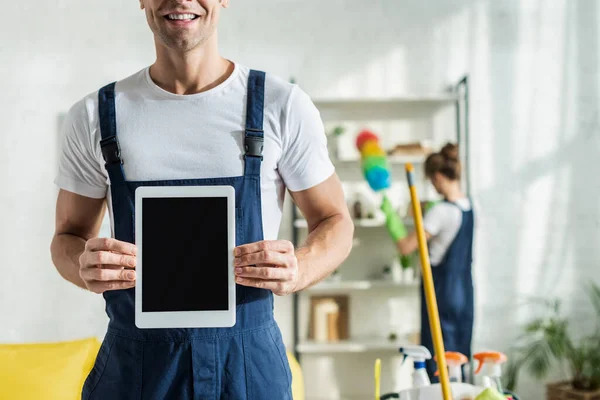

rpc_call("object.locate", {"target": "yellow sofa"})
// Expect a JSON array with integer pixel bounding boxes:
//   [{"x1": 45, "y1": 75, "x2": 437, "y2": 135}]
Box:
[
  {"x1": 0, "y1": 338, "x2": 304, "y2": 400},
  {"x1": 0, "y1": 338, "x2": 100, "y2": 400}
]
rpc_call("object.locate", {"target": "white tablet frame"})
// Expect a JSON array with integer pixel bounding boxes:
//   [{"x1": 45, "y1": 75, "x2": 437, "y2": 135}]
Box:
[{"x1": 134, "y1": 185, "x2": 236, "y2": 329}]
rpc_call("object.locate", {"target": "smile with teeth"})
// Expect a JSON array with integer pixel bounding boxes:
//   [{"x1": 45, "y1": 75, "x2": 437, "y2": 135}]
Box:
[{"x1": 166, "y1": 13, "x2": 198, "y2": 21}]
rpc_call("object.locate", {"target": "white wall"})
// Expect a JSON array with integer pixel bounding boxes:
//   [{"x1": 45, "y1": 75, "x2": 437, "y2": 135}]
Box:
[{"x1": 2, "y1": 1, "x2": 599, "y2": 399}]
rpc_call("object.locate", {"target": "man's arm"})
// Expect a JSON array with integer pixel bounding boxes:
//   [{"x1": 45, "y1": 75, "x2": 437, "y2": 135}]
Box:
[
  {"x1": 51, "y1": 190, "x2": 105, "y2": 288},
  {"x1": 288, "y1": 173, "x2": 354, "y2": 291},
  {"x1": 234, "y1": 173, "x2": 354, "y2": 295},
  {"x1": 50, "y1": 189, "x2": 137, "y2": 292}
]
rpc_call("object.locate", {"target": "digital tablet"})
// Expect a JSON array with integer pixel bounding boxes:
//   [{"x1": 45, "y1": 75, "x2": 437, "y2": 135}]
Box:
[{"x1": 134, "y1": 185, "x2": 236, "y2": 329}]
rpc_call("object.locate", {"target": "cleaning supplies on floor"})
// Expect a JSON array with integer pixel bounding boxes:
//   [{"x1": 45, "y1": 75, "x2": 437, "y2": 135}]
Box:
[
  {"x1": 473, "y1": 351, "x2": 508, "y2": 394},
  {"x1": 473, "y1": 387, "x2": 506, "y2": 400},
  {"x1": 399, "y1": 345, "x2": 432, "y2": 388},
  {"x1": 435, "y1": 351, "x2": 469, "y2": 383}
]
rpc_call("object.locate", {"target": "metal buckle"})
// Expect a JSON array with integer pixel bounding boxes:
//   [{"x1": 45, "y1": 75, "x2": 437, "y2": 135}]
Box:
[
  {"x1": 245, "y1": 134, "x2": 264, "y2": 159},
  {"x1": 99, "y1": 136, "x2": 123, "y2": 165}
]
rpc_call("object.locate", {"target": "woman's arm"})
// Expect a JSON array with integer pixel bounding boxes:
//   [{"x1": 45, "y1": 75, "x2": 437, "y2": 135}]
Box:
[
  {"x1": 381, "y1": 197, "x2": 437, "y2": 255},
  {"x1": 397, "y1": 230, "x2": 432, "y2": 255}
]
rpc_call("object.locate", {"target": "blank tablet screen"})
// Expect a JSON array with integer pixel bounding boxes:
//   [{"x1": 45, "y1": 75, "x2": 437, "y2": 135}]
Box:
[{"x1": 141, "y1": 197, "x2": 229, "y2": 312}]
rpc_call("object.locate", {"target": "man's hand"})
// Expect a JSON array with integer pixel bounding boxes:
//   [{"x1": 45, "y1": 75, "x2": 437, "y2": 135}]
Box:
[
  {"x1": 234, "y1": 240, "x2": 299, "y2": 296},
  {"x1": 79, "y1": 238, "x2": 137, "y2": 294}
]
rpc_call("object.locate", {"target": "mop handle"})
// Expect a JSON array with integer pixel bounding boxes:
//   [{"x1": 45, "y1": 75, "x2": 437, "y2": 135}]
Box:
[{"x1": 405, "y1": 164, "x2": 452, "y2": 400}]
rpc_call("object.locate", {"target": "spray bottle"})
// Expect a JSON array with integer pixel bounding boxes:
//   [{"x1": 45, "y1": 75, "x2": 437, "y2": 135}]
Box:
[
  {"x1": 399, "y1": 345, "x2": 432, "y2": 388},
  {"x1": 473, "y1": 351, "x2": 508, "y2": 394},
  {"x1": 434, "y1": 351, "x2": 469, "y2": 383}
]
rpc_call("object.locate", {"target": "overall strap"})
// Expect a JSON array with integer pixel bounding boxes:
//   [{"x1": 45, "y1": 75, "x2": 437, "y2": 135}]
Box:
[
  {"x1": 244, "y1": 70, "x2": 266, "y2": 177},
  {"x1": 98, "y1": 82, "x2": 126, "y2": 185}
]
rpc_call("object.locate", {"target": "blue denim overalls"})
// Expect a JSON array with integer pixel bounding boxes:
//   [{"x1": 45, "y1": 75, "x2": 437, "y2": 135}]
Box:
[
  {"x1": 420, "y1": 201, "x2": 474, "y2": 380},
  {"x1": 82, "y1": 70, "x2": 293, "y2": 399}
]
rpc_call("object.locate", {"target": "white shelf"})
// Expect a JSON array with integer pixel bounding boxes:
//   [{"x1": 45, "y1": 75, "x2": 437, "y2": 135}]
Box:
[
  {"x1": 389, "y1": 154, "x2": 428, "y2": 164},
  {"x1": 294, "y1": 218, "x2": 413, "y2": 228},
  {"x1": 295, "y1": 218, "x2": 383, "y2": 228},
  {"x1": 296, "y1": 336, "x2": 417, "y2": 354},
  {"x1": 314, "y1": 95, "x2": 459, "y2": 105},
  {"x1": 334, "y1": 154, "x2": 427, "y2": 165},
  {"x1": 313, "y1": 95, "x2": 458, "y2": 121},
  {"x1": 305, "y1": 280, "x2": 419, "y2": 293}
]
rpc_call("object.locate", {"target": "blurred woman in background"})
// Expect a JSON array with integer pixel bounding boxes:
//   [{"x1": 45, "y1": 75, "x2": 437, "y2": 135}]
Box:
[{"x1": 382, "y1": 143, "x2": 475, "y2": 379}]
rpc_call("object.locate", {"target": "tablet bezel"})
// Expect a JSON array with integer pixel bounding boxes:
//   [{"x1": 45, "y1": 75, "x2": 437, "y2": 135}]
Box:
[{"x1": 134, "y1": 185, "x2": 236, "y2": 329}]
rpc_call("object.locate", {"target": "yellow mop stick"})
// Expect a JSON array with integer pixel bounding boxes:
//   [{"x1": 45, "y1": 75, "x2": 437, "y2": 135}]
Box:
[
  {"x1": 374, "y1": 358, "x2": 381, "y2": 400},
  {"x1": 405, "y1": 163, "x2": 452, "y2": 400}
]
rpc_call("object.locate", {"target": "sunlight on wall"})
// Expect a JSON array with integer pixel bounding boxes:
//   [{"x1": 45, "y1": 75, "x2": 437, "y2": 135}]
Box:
[
  {"x1": 518, "y1": 173, "x2": 558, "y2": 291},
  {"x1": 333, "y1": 47, "x2": 408, "y2": 97},
  {"x1": 470, "y1": 1, "x2": 494, "y2": 194},
  {"x1": 432, "y1": 6, "x2": 471, "y2": 85},
  {"x1": 514, "y1": 0, "x2": 567, "y2": 297},
  {"x1": 513, "y1": 0, "x2": 567, "y2": 166},
  {"x1": 550, "y1": 165, "x2": 575, "y2": 294}
]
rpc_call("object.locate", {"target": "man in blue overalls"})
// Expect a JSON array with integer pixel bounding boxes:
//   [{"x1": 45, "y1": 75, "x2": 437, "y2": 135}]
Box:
[
  {"x1": 382, "y1": 143, "x2": 475, "y2": 381},
  {"x1": 50, "y1": 1, "x2": 354, "y2": 398}
]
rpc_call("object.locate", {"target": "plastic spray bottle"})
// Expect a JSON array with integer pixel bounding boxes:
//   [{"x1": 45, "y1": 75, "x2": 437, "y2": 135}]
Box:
[
  {"x1": 434, "y1": 351, "x2": 469, "y2": 383},
  {"x1": 399, "y1": 345, "x2": 432, "y2": 388},
  {"x1": 473, "y1": 351, "x2": 508, "y2": 393}
]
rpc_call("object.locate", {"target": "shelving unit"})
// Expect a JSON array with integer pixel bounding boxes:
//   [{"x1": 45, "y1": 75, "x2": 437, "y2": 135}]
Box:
[
  {"x1": 290, "y1": 77, "x2": 469, "y2": 400},
  {"x1": 305, "y1": 280, "x2": 419, "y2": 293},
  {"x1": 293, "y1": 217, "x2": 414, "y2": 229},
  {"x1": 335, "y1": 154, "x2": 428, "y2": 165},
  {"x1": 313, "y1": 96, "x2": 460, "y2": 120},
  {"x1": 296, "y1": 336, "x2": 418, "y2": 354}
]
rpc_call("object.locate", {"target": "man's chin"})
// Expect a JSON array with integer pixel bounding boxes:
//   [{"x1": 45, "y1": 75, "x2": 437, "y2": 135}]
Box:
[{"x1": 156, "y1": 34, "x2": 200, "y2": 52}]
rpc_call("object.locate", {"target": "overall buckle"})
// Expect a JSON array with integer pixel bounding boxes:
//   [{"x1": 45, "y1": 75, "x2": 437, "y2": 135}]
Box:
[
  {"x1": 100, "y1": 135, "x2": 123, "y2": 165},
  {"x1": 245, "y1": 133, "x2": 264, "y2": 160}
]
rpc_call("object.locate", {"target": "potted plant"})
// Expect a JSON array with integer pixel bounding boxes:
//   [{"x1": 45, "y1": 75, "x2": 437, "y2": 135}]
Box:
[
  {"x1": 326, "y1": 125, "x2": 345, "y2": 161},
  {"x1": 504, "y1": 282, "x2": 600, "y2": 399}
]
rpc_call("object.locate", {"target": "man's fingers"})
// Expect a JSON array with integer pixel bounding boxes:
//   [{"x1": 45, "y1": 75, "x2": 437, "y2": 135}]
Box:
[
  {"x1": 87, "y1": 280, "x2": 136, "y2": 294},
  {"x1": 235, "y1": 277, "x2": 292, "y2": 296},
  {"x1": 82, "y1": 251, "x2": 136, "y2": 269},
  {"x1": 234, "y1": 240, "x2": 294, "y2": 256},
  {"x1": 235, "y1": 277, "x2": 280, "y2": 291},
  {"x1": 234, "y1": 250, "x2": 289, "y2": 267},
  {"x1": 86, "y1": 237, "x2": 137, "y2": 256},
  {"x1": 234, "y1": 266, "x2": 293, "y2": 281},
  {"x1": 81, "y1": 267, "x2": 136, "y2": 282}
]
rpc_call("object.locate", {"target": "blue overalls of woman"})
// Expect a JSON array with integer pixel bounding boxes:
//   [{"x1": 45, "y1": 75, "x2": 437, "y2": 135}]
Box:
[
  {"x1": 387, "y1": 143, "x2": 475, "y2": 381},
  {"x1": 50, "y1": 1, "x2": 354, "y2": 398}
]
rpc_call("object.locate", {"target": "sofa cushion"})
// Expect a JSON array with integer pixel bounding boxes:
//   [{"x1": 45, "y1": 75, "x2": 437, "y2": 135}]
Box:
[{"x1": 0, "y1": 337, "x2": 100, "y2": 400}]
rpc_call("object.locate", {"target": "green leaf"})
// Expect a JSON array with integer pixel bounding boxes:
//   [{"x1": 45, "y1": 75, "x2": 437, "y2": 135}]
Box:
[
  {"x1": 551, "y1": 298, "x2": 562, "y2": 314},
  {"x1": 504, "y1": 357, "x2": 522, "y2": 391},
  {"x1": 587, "y1": 282, "x2": 600, "y2": 319},
  {"x1": 568, "y1": 344, "x2": 586, "y2": 373},
  {"x1": 330, "y1": 126, "x2": 345, "y2": 137},
  {"x1": 524, "y1": 319, "x2": 544, "y2": 333},
  {"x1": 523, "y1": 338, "x2": 555, "y2": 379},
  {"x1": 544, "y1": 320, "x2": 570, "y2": 358}
]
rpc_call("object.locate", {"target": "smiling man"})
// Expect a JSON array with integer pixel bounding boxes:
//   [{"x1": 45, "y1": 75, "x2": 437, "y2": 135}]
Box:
[{"x1": 50, "y1": 0, "x2": 353, "y2": 399}]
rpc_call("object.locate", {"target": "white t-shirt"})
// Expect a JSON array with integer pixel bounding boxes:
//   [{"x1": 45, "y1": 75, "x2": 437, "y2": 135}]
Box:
[
  {"x1": 55, "y1": 63, "x2": 335, "y2": 240},
  {"x1": 423, "y1": 198, "x2": 473, "y2": 266}
]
